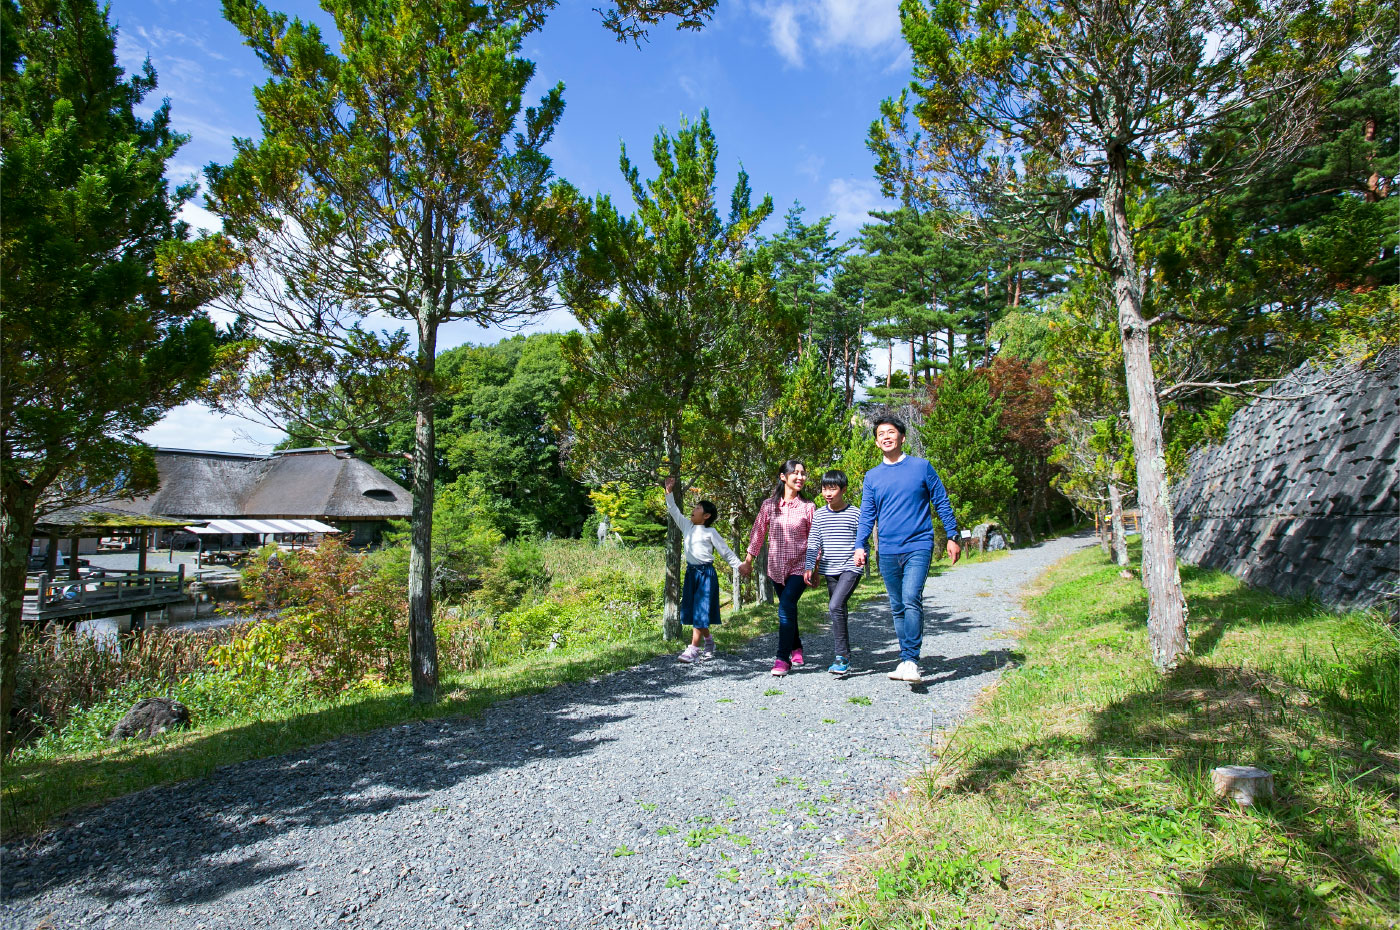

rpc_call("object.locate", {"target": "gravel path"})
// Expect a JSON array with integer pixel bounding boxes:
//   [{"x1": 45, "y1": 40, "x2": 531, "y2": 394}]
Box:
[{"x1": 1, "y1": 534, "x2": 1094, "y2": 930}]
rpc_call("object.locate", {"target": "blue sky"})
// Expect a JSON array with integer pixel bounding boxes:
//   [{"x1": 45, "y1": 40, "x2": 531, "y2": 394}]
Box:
[{"x1": 118, "y1": 0, "x2": 912, "y2": 450}]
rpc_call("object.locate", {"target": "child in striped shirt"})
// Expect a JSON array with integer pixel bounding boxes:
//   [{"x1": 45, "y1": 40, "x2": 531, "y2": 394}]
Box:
[
  {"x1": 802, "y1": 470, "x2": 863, "y2": 678},
  {"x1": 663, "y1": 478, "x2": 743, "y2": 662}
]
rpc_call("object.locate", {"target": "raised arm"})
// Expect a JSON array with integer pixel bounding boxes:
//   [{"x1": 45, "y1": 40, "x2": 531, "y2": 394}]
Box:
[
  {"x1": 662, "y1": 478, "x2": 692, "y2": 533},
  {"x1": 663, "y1": 491, "x2": 692, "y2": 533}
]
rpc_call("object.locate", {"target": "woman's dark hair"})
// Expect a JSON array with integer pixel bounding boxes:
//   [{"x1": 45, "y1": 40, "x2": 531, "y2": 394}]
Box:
[
  {"x1": 768, "y1": 459, "x2": 809, "y2": 505},
  {"x1": 821, "y1": 469, "x2": 848, "y2": 490},
  {"x1": 872, "y1": 413, "x2": 907, "y2": 437},
  {"x1": 697, "y1": 500, "x2": 718, "y2": 527}
]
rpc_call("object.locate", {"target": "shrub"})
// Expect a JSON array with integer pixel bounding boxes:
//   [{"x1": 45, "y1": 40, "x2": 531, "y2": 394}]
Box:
[
  {"x1": 475, "y1": 539, "x2": 552, "y2": 615},
  {"x1": 435, "y1": 604, "x2": 490, "y2": 673},
  {"x1": 240, "y1": 544, "x2": 309, "y2": 609},
  {"x1": 367, "y1": 490, "x2": 505, "y2": 601},
  {"x1": 488, "y1": 569, "x2": 658, "y2": 659},
  {"x1": 268, "y1": 539, "x2": 410, "y2": 694}
]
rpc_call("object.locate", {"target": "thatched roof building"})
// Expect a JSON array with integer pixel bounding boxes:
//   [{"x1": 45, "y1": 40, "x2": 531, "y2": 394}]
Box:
[{"x1": 125, "y1": 447, "x2": 412, "y2": 545}]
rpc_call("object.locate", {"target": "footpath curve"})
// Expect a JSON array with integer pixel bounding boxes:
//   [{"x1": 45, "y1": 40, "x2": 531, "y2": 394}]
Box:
[{"x1": 1, "y1": 533, "x2": 1095, "y2": 930}]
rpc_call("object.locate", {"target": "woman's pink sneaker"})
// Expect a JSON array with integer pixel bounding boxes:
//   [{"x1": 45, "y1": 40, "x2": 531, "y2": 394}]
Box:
[
  {"x1": 770, "y1": 659, "x2": 790, "y2": 677},
  {"x1": 790, "y1": 647, "x2": 805, "y2": 667}
]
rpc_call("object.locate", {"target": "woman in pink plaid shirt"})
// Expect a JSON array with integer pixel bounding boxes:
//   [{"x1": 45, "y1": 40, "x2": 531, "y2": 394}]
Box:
[{"x1": 739, "y1": 460, "x2": 816, "y2": 677}]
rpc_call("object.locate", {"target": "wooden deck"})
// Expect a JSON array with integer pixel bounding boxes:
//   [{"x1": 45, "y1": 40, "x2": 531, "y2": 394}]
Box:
[{"x1": 23, "y1": 567, "x2": 188, "y2": 623}]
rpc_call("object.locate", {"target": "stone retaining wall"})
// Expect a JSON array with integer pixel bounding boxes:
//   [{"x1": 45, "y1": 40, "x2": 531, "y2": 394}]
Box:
[{"x1": 1172, "y1": 353, "x2": 1399, "y2": 610}]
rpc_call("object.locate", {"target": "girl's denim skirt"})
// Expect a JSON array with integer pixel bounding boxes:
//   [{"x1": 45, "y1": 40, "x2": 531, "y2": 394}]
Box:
[{"x1": 680, "y1": 561, "x2": 722, "y2": 629}]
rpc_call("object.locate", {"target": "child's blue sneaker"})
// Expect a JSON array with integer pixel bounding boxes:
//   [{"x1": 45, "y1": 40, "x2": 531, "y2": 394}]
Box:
[{"x1": 828, "y1": 656, "x2": 850, "y2": 677}]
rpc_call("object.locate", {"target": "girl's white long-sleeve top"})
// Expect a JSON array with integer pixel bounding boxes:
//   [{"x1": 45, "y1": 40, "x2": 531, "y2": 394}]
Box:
[{"x1": 665, "y1": 493, "x2": 744, "y2": 569}]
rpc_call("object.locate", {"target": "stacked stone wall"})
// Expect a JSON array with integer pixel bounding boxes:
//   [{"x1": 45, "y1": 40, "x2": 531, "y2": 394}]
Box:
[{"x1": 1173, "y1": 353, "x2": 1399, "y2": 610}]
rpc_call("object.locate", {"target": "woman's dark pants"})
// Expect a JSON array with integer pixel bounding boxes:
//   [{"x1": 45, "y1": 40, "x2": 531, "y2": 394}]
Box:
[{"x1": 771, "y1": 573, "x2": 806, "y2": 662}]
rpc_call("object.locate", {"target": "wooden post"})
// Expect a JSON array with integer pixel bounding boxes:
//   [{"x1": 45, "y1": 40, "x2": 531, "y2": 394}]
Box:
[
  {"x1": 45, "y1": 532, "x2": 60, "y2": 575},
  {"x1": 67, "y1": 537, "x2": 80, "y2": 580},
  {"x1": 137, "y1": 528, "x2": 148, "y2": 573}
]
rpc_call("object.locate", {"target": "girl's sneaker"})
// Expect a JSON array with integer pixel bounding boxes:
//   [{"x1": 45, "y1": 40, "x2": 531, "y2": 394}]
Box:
[
  {"x1": 790, "y1": 647, "x2": 805, "y2": 667},
  {"x1": 701, "y1": 638, "x2": 715, "y2": 659},
  {"x1": 677, "y1": 645, "x2": 701, "y2": 663},
  {"x1": 828, "y1": 656, "x2": 850, "y2": 677},
  {"x1": 770, "y1": 659, "x2": 790, "y2": 677}
]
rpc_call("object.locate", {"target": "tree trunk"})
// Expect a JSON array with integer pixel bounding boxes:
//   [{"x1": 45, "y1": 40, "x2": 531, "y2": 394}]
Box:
[
  {"x1": 1, "y1": 487, "x2": 39, "y2": 757},
  {"x1": 661, "y1": 447, "x2": 684, "y2": 641},
  {"x1": 842, "y1": 338, "x2": 852, "y2": 408},
  {"x1": 756, "y1": 544, "x2": 772, "y2": 604},
  {"x1": 1108, "y1": 479, "x2": 1130, "y2": 568},
  {"x1": 908, "y1": 339, "x2": 917, "y2": 389},
  {"x1": 730, "y1": 518, "x2": 744, "y2": 617},
  {"x1": 407, "y1": 310, "x2": 440, "y2": 703},
  {"x1": 1104, "y1": 143, "x2": 1189, "y2": 670},
  {"x1": 1099, "y1": 507, "x2": 1112, "y2": 556},
  {"x1": 886, "y1": 338, "x2": 892, "y2": 389}
]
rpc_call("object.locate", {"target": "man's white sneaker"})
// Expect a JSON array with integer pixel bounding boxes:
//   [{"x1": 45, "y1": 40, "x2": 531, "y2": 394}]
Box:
[{"x1": 888, "y1": 660, "x2": 921, "y2": 682}]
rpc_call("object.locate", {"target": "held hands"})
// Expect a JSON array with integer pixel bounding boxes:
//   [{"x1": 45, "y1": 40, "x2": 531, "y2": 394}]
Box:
[
  {"x1": 738, "y1": 557, "x2": 753, "y2": 578},
  {"x1": 802, "y1": 569, "x2": 814, "y2": 586},
  {"x1": 946, "y1": 540, "x2": 962, "y2": 565},
  {"x1": 852, "y1": 548, "x2": 866, "y2": 568}
]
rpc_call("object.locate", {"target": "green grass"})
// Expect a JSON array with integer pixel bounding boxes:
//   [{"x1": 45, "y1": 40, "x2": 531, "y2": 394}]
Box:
[{"x1": 813, "y1": 542, "x2": 1399, "y2": 930}]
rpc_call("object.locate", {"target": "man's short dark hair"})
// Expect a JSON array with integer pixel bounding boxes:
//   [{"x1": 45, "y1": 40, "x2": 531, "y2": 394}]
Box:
[
  {"x1": 872, "y1": 413, "x2": 906, "y2": 437},
  {"x1": 697, "y1": 500, "x2": 718, "y2": 527},
  {"x1": 821, "y1": 470, "x2": 848, "y2": 490}
]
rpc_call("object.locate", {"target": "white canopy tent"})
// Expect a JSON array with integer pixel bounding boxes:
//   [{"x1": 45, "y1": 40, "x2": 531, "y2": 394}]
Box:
[{"x1": 184, "y1": 518, "x2": 341, "y2": 536}]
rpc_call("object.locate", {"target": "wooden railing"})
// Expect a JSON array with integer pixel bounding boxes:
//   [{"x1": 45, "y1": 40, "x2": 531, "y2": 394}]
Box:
[{"x1": 24, "y1": 567, "x2": 187, "y2": 621}]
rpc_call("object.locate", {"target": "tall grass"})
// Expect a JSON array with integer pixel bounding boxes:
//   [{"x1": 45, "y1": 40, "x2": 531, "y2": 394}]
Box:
[
  {"x1": 13, "y1": 626, "x2": 235, "y2": 745},
  {"x1": 809, "y1": 543, "x2": 1399, "y2": 930}
]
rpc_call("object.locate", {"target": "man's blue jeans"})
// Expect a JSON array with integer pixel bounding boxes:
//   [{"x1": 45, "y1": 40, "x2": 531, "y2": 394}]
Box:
[{"x1": 879, "y1": 549, "x2": 932, "y2": 663}]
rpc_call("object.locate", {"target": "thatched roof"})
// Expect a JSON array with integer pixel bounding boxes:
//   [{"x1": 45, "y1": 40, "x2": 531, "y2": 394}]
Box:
[
  {"x1": 35, "y1": 504, "x2": 199, "y2": 538},
  {"x1": 125, "y1": 448, "x2": 412, "y2": 521}
]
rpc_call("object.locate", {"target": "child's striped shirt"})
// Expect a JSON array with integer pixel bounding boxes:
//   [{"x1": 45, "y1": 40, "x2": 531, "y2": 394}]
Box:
[{"x1": 804, "y1": 504, "x2": 863, "y2": 576}]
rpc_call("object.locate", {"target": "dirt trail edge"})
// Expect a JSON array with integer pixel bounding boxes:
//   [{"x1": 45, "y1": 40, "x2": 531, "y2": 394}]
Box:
[{"x1": 1, "y1": 533, "x2": 1095, "y2": 930}]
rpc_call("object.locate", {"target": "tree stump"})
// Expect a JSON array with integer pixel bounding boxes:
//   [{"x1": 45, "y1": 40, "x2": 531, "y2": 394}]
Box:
[{"x1": 1212, "y1": 765, "x2": 1274, "y2": 806}]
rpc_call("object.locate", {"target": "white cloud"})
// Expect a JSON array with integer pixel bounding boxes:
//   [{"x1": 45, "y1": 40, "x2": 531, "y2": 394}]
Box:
[
  {"x1": 178, "y1": 201, "x2": 222, "y2": 234},
  {"x1": 794, "y1": 151, "x2": 825, "y2": 182},
  {"x1": 816, "y1": 0, "x2": 903, "y2": 51},
  {"x1": 138, "y1": 403, "x2": 284, "y2": 453},
  {"x1": 767, "y1": 4, "x2": 803, "y2": 67},
  {"x1": 755, "y1": 0, "x2": 904, "y2": 68},
  {"x1": 826, "y1": 177, "x2": 890, "y2": 238}
]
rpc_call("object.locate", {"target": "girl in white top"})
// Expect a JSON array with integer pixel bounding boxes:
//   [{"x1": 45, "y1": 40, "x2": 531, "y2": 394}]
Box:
[{"x1": 663, "y1": 478, "x2": 743, "y2": 662}]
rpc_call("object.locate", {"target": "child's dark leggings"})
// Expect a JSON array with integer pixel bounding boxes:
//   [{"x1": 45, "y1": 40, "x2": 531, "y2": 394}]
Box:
[
  {"x1": 771, "y1": 573, "x2": 806, "y2": 661},
  {"x1": 825, "y1": 570, "x2": 862, "y2": 658}
]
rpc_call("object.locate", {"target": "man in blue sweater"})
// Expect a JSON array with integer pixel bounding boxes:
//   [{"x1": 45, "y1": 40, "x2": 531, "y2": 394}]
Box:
[{"x1": 852, "y1": 414, "x2": 961, "y2": 682}]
